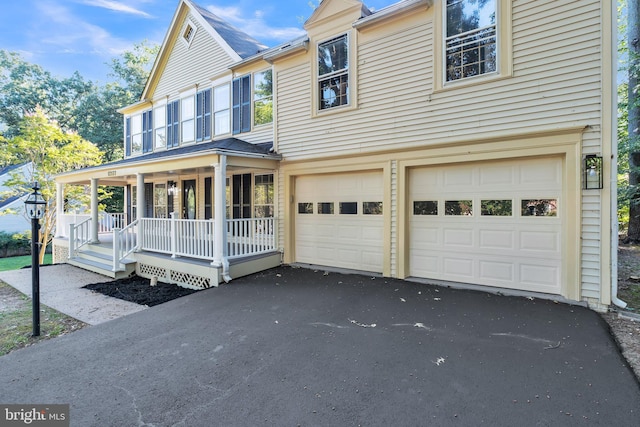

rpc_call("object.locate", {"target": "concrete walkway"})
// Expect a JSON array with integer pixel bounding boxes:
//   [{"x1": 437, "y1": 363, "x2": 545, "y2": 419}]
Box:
[
  {"x1": 0, "y1": 264, "x2": 145, "y2": 325},
  {"x1": 0, "y1": 265, "x2": 639, "y2": 426}
]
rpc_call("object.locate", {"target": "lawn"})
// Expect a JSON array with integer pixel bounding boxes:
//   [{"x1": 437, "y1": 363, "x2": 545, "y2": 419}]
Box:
[{"x1": 0, "y1": 254, "x2": 52, "y2": 272}]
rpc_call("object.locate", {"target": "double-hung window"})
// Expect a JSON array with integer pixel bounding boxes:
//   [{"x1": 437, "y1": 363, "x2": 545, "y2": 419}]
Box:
[
  {"x1": 166, "y1": 100, "x2": 179, "y2": 148},
  {"x1": 154, "y1": 105, "x2": 166, "y2": 149},
  {"x1": 214, "y1": 84, "x2": 231, "y2": 136},
  {"x1": 445, "y1": 0, "x2": 497, "y2": 82},
  {"x1": 232, "y1": 75, "x2": 251, "y2": 134},
  {"x1": 181, "y1": 95, "x2": 195, "y2": 143},
  {"x1": 196, "y1": 88, "x2": 212, "y2": 142},
  {"x1": 142, "y1": 110, "x2": 153, "y2": 153},
  {"x1": 253, "y1": 70, "x2": 273, "y2": 125},
  {"x1": 318, "y1": 34, "x2": 349, "y2": 110},
  {"x1": 131, "y1": 114, "x2": 142, "y2": 154}
]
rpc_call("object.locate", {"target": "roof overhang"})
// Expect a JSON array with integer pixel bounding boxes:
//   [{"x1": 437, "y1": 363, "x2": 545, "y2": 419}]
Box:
[{"x1": 353, "y1": 0, "x2": 433, "y2": 30}]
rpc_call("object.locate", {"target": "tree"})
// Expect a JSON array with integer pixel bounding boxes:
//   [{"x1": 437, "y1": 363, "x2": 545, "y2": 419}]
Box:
[
  {"x1": 626, "y1": 0, "x2": 640, "y2": 241},
  {"x1": 1, "y1": 108, "x2": 103, "y2": 263}
]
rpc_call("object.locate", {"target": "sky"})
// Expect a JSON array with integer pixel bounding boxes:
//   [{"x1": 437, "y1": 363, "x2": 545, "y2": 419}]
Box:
[{"x1": 0, "y1": 0, "x2": 399, "y2": 84}]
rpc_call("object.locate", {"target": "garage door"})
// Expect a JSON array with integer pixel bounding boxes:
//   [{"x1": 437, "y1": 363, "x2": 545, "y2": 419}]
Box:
[
  {"x1": 409, "y1": 157, "x2": 562, "y2": 294},
  {"x1": 295, "y1": 172, "x2": 384, "y2": 272}
]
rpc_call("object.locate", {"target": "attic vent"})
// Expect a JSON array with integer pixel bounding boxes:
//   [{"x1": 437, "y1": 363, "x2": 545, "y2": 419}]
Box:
[{"x1": 182, "y1": 22, "x2": 196, "y2": 46}]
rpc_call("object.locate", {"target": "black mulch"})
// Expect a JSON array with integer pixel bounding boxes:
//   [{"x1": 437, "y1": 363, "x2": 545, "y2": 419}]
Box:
[{"x1": 84, "y1": 275, "x2": 200, "y2": 307}]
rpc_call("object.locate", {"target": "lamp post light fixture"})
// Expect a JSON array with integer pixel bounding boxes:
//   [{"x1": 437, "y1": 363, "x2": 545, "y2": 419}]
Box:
[
  {"x1": 24, "y1": 182, "x2": 46, "y2": 337},
  {"x1": 584, "y1": 154, "x2": 603, "y2": 190}
]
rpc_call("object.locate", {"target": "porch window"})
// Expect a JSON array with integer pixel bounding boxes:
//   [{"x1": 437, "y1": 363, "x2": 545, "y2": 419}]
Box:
[
  {"x1": 214, "y1": 84, "x2": 231, "y2": 136},
  {"x1": 254, "y1": 70, "x2": 273, "y2": 125},
  {"x1": 132, "y1": 186, "x2": 137, "y2": 220},
  {"x1": 131, "y1": 114, "x2": 142, "y2": 154},
  {"x1": 232, "y1": 75, "x2": 251, "y2": 134},
  {"x1": 167, "y1": 100, "x2": 179, "y2": 148},
  {"x1": 196, "y1": 88, "x2": 212, "y2": 142},
  {"x1": 318, "y1": 34, "x2": 349, "y2": 110},
  {"x1": 254, "y1": 174, "x2": 274, "y2": 217},
  {"x1": 445, "y1": 0, "x2": 497, "y2": 82},
  {"x1": 142, "y1": 110, "x2": 153, "y2": 153},
  {"x1": 154, "y1": 105, "x2": 166, "y2": 149},
  {"x1": 181, "y1": 95, "x2": 195, "y2": 143},
  {"x1": 154, "y1": 184, "x2": 167, "y2": 218}
]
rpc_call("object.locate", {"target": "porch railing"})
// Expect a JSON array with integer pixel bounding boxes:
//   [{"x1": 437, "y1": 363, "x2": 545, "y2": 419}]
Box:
[
  {"x1": 68, "y1": 217, "x2": 92, "y2": 258},
  {"x1": 112, "y1": 216, "x2": 276, "y2": 268},
  {"x1": 98, "y1": 212, "x2": 127, "y2": 234},
  {"x1": 227, "y1": 218, "x2": 276, "y2": 259},
  {"x1": 112, "y1": 220, "x2": 138, "y2": 271}
]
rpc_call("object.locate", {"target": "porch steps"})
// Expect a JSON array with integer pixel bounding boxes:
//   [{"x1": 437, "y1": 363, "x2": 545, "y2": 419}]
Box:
[{"x1": 68, "y1": 243, "x2": 135, "y2": 280}]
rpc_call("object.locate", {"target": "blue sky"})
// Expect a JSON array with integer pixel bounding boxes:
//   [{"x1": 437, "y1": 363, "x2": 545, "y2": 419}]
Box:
[{"x1": 0, "y1": 0, "x2": 399, "y2": 83}]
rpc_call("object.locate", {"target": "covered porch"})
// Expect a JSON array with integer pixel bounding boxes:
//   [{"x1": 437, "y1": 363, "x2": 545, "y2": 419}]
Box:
[{"x1": 53, "y1": 139, "x2": 281, "y2": 288}]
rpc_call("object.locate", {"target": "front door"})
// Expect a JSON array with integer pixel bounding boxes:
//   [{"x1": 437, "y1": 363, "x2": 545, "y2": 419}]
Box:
[{"x1": 182, "y1": 179, "x2": 196, "y2": 219}]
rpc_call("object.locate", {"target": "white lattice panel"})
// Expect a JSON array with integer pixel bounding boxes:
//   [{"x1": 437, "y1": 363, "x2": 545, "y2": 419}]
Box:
[{"x1": 170, "y1": 271, "x2": 211, "y2": 290}]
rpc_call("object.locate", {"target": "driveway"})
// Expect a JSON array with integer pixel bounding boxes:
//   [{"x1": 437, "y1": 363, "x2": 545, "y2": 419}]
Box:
[{"x1": 1, "y1": 266, "x2": 639, "y2": 426}]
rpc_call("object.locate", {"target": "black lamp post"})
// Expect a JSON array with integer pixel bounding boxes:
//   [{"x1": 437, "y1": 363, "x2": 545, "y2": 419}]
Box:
[{"x1": 24, "y1": 182, "x2": 46, "y2": 337}]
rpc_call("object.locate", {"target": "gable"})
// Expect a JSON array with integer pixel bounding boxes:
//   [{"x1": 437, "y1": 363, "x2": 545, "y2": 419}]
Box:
[{"x1": 305, "y1": 0, "x2": 371, "y2": 31}]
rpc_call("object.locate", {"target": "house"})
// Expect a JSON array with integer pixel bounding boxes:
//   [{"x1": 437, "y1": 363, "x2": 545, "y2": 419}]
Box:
[
  {"x1": 54, "y1": 0, "x2": 618, "y2": 311},
  {"x1": 0, "y1": 163, "x2": 33, "y2": 234}
]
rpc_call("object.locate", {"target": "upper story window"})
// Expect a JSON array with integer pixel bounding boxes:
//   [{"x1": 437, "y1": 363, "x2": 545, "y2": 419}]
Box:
[
  {"x1": 166, "y1": 100, "x2": 179, "y2": 148},
  {"x1": 214, "y1": 84, "x2": 231, "y2": 136},
  {"x1": 182, "y1": 21, "x2": 197, "y2": 47},
  {"x1": 181, "y1": 95, "x2": 195, "y2": 143},
  {"x1": 196, "y1": 88, "x2": 211, "y2": 142},
  {"x1": 318, "y1": 34, "x2": 349, "y2": 110},
  {"x1": 154, "y1": 105, "x2": 166, "y2": 149},
  {"x1": 445, "y1": 0, "x2": 497, "y2": 82},
  {"x1": 232, "y1": 75, "x2": 251, "y2": 134},
  {"x1": 254, "y1": 69, "x2": 273, "y2": 126},
  {"x1": 131, "y1": 114, "x2": 142, "y2": 155}
]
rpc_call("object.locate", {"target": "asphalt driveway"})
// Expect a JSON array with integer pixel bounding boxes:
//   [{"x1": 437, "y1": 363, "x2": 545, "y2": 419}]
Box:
[{"x1": 1, "y1": 266, "x2": 639, "y2": 426}]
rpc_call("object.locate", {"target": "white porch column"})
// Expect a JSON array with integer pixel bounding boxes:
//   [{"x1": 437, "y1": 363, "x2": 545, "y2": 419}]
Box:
[
  {"x1": 90, "y1": 178, "x2": 99, "y2": 243},
  {"x1": 213, "y1": 155, "x2": 227, "y2": 267},
  {"x1": 55, "y1": 182, "x2": 64, "y2": 237},
  {"x1": 136, "y1": 173, "x2": 145, "y2": 220}
]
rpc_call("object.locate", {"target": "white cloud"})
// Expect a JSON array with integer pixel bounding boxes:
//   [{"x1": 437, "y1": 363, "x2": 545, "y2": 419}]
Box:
[
  {"x1": 205, "y1": 4, "x2": 305, "y2": 44},
  {"x1": 78, "y1": 0, "x2": 152, "y2": 18}
]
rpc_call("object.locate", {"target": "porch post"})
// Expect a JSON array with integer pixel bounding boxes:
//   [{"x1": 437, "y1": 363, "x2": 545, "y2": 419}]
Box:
[
  {"x1": 212, "y1": 155, "x2": 227, "y2": 266},
  {"x1": 55, "y1": 182, "x2": 64, "y2": 237},
  {"x1": 90, "y1": 178, "x2": 99, "y2": 243},
  {"x1": 136, "y1": 173, "x2": 145, "y2": 220}
]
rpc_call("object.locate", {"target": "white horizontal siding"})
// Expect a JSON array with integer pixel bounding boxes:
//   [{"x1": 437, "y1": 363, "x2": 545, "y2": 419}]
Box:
[{"x1": 154, "y1": 12, "x2": 236, "y2": 98}]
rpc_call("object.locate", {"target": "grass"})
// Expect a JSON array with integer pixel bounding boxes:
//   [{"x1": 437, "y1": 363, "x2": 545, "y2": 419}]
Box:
[
  {"x1": 0, "y1": 254, "x2": 52, "y2": 272},
  {"x1": 0, "y1": 281, "x2": 86, "y2": 356}
]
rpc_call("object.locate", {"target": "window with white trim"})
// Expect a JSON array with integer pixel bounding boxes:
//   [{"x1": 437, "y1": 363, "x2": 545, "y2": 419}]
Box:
[
  {"x1": 154, "y1": 105, "x2": 166, "y2": 149},
  {"x1": 182, "y1": 21, "x2": 197, "y2": 47},
  {"x1": 254, "y1": 70, "x2": 273, "y2": 125},
  {"x1": 181, "y1": 95, "x2": 194, "y2": 143},
  {"x1": 214, "y1": 84, "x2": 231, "y2": 136},
  {"x1": 445, "y1": 0, "x2": 497, "y2": 82},
  {"x1": 131, "y1": 114, "x2": 142, "y2": 154},
  {"x1": 318, "y1": 34, "x2": 349, "y2": 110}
]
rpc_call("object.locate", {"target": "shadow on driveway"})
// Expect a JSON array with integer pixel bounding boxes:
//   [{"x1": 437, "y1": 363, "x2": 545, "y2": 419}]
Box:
[{"x1": 1, "y1": 266, "x2": 639, "y2": 426}]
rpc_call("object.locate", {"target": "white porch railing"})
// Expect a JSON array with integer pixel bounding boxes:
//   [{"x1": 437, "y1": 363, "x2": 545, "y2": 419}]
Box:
[
  {"x1": 98, "y1": 212, "x2": 127, "y2": 234},
  {"x1": 109, "y1": 216, "x2": 276, "y2": 270},
  {"x1": 227, "y1": 218, "x2": 277, "y2": 259},
  {"x1": 68, "y1": 217, "x2": 92, "y2": 258},
  {"x1": 112, "y1": 220, "x2": 138, "y2": 271}
]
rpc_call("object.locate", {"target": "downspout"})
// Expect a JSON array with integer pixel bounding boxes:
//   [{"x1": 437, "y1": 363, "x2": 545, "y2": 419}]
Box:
[{"x1": 611, "y1": 0, "x2": 627, "y2": 309}]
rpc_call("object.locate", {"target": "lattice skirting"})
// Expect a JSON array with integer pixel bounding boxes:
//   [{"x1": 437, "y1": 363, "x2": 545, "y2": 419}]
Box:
[
  {"x1": 53, "y1": 245, "x2": 69, "y2": 264},
  {"x1": 136, "y1": 263, "x2": 212, "y2": 290}
]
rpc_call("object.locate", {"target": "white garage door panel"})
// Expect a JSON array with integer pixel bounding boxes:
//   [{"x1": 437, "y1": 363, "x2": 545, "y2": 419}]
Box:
[
  {"x1": 409, "y1": 157, "x2": 563, "y2": 294},
  {"x1": 295, "y1": 172, "x2": 384, "y2": 273}
]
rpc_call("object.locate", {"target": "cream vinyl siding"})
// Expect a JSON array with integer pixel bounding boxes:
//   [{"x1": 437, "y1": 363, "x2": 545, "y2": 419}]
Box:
[
  {"x1": 276, "y1": 1, "x2": 601, "y2": 160},
  {"x1": 153, "y1": 12, "x2": 236, "y2": 99}
]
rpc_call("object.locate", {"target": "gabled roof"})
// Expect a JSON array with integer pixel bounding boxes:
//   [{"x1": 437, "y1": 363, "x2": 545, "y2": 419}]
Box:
[
  {"x1": 140, "y1": 0, "x2": 268, "y2": 102},
  {"x1": 0, "y1": 194, "x2": 22, "y2": 210}
]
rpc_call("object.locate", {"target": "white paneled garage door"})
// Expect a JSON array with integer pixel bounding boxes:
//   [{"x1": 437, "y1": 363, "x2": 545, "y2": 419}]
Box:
[
  {"x1": 409, "y1": 157, "x2": 563, "y2": 294},
  {"x1": 295, "y1": 172, "x2": 384, "y2": 272}
]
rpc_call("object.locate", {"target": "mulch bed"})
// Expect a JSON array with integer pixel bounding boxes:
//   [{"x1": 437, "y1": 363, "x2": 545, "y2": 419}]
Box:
[{"x1": 84, "y1": 275, "x2": 200, "y2": 307}]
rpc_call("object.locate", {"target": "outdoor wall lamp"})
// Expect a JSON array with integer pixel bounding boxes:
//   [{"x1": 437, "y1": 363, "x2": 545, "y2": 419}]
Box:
[
  {"x1": 584, "y1": 154, "x2": 603, "y2": 190},
  {"x1": 24, "y1": 182, "x2": 46, "y2": 337}
]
